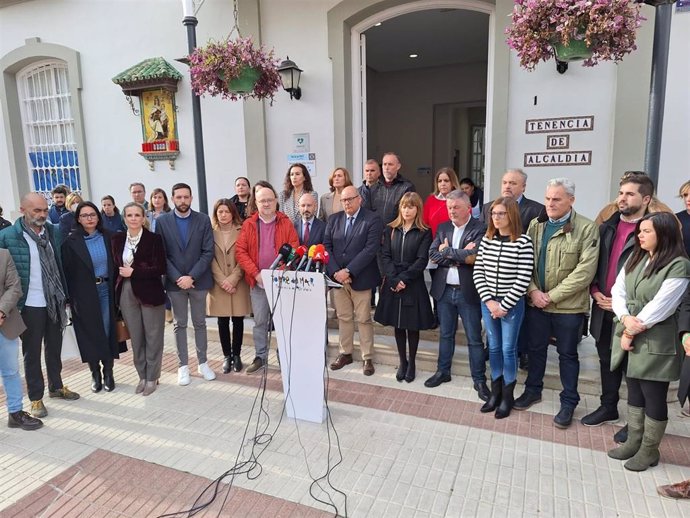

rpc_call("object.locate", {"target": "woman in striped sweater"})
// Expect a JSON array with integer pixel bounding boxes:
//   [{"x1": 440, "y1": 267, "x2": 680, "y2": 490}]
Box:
[{"x1": 473, "y1": 197, "x2": 534, "y2": 418}]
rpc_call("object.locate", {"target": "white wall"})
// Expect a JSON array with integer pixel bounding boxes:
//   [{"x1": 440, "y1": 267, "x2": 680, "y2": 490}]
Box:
[
  {"x1": 657, "y1": 9, "x2": 690, "y2": 214},
  {"x1": 505, "y1": 55, "x2": 619, "y2": 220},
  {"x1": 259, "y1": 0, "x2": 339, "y2": 199},
  {"x1": 0, "y1": 0, "x2": 247, "y2": 214}
]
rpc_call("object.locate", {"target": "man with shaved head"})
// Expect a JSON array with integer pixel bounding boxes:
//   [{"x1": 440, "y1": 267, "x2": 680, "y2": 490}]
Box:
[{"x1": 0, "y1": 192, "x2": 79, "y2": 419}]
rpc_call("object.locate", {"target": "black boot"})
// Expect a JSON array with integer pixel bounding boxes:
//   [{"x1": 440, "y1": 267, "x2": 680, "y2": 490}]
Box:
[
  {"x1": 222, "y1": 356, "x2": 232, "y2": 374},
  {"x1": 496, "y1": 380, "x2": 516, "y2": 419},
  {"x1": 396, "y1": 359, "x2": 408, "y2": 382},
  {"x1": 89, "y1": 362, "x2": 102, "y2": 393},
  {"x1": 233, "y1": 354, "x2": 243, "y2": 372},
  {"x1": 405, "y1": 360, "x2": 416, "y2": 383},
  {"x1": 481, "y1": 376, "x2": 503, "y2": 413},
  {"x1": 102, "y1": 360, "x2": 115, "y2": 392}
]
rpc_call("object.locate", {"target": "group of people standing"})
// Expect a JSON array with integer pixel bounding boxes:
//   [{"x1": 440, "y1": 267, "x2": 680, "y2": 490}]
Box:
[{"x1": 2, "y1": 156, "x2": 690, "y2": 484}]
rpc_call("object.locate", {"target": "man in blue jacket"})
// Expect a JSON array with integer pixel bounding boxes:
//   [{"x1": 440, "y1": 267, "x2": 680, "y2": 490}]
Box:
[{"x1": 0, "y1": 193, "x2": 79, "y2": 419}]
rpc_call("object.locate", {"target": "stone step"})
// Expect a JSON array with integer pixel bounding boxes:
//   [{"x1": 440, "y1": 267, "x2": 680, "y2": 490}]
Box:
[{"x1": 204, "y1": 318, "x2": 609, "y2": 398}]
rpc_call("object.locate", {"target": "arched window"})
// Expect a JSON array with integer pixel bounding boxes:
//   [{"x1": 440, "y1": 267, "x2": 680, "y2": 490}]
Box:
[{"x1": 17, "y1": 60, "x2": 81, "y2": 197}]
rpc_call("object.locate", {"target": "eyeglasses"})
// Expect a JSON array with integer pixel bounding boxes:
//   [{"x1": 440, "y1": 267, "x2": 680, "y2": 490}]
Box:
[
  {"x1": 491, "y1": 211, "x2": 508, "y2": 218},
  {"x1": 257, "y1": 199, "x2": 275, "y2": 205},
  {"x1": 341, "y1": 195, "x2": 360, "y2": 204},
  {"x1": 79, "y1": 213, "x2": 98, "y2": 219}
]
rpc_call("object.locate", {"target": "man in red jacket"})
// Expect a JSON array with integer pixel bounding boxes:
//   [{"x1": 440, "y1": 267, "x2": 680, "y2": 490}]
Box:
[{"x1": 236, "y1": 185, "x2": 299, "y2": 373}]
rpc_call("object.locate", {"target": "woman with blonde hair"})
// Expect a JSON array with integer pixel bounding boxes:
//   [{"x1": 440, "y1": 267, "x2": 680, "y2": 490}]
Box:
[
  {"x1": 423, "y1": 167, "x2": 461, "y2": 237},
  {"x1": 375, "y1": 192, "x2": 435, "y2": 382},
  {"x1": 207, "y1": 199, "x2": 251, "y2": 373},
  {"x1": 111, "y1": 202, "x2": 167, "y2": 396},
  {"x1": 473, "y1": 197, "x2": 534, "y2": 418},
  {"x1": 59, "y1": 192, "x2": 83, "y2": 236},
  {"x1": 319, "y1": 167, "x2": 353, "y2": 221}
]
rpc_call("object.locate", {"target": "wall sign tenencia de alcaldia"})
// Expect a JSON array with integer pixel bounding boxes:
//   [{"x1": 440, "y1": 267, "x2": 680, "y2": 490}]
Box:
[{"x1": 523, "y1": 116, "x2": 594, "y2": 167}]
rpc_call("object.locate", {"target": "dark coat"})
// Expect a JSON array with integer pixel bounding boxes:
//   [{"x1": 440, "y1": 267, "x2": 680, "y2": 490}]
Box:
[
  {"x1": 59, "y1": 211, "x2": 76, "y2": 237},
  {"x1": 429, "y1": 217, "x2": 486, "y2": 303},
  {"x1": 375, "y1": 226, "x2": 434, "y2": 330},
  {"x1": 0, "y1": 217, "x2": 10, "y2": 231},
  {"x1": 589, "y1": 211, "x2": 637, "y2": 341},
  {"x1": 294, "y1": 218, "x2": 326, "y2": 248},
  {"x1": 324, "y1": 207, "x2": 383, "y2": 291},
  {"x1": 677, "y1": 287, "x2": 690, "y2": 405},
  {"x1": 480, "y1": 195, "x2": 545, "y2": 233},
  {"x1": 365, "y1": 173, "x2": 416, "y2": 225},
  {"x1": 61, "y1": 229, "x2": 120, "y2": 363},
  {"x1": 155, "y1": 210, "x2": 214, "y2": 291},
  {"x1": 111, "y1": 229, "x2": 166, "y2": 307}
]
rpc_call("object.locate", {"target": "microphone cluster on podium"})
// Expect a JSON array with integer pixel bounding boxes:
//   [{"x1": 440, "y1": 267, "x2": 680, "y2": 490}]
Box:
[{"x1": 270, "y1": 243, "x2": 330, "y2": 272}]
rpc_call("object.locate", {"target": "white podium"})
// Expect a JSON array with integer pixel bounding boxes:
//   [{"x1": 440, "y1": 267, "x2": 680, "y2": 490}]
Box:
[{"x1": 261, "y1": 270, "x2": 328, "y2": 423}]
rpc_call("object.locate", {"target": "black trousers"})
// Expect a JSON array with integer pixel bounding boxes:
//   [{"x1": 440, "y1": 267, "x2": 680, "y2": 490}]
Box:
[
  {"x1": 595, "y1": 311, "x2": 624, "y2": 410},
  {"x1": 217, "y1": 316, "x2": 244, "y2": 356},
  {"x1": 626, "y1": 376, "x2": 669, "y2": 421},
  {"x1": 21, "y1": 306, "x2": 64, "y2": 401}
]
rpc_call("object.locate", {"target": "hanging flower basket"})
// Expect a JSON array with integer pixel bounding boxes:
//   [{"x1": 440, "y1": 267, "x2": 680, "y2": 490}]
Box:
[
  {"x1": 189, "y1": 37, "x2": 281, "y2": 102},
  {"x1": 505, "y1": 0, "x2": 646, "y2": 71}
]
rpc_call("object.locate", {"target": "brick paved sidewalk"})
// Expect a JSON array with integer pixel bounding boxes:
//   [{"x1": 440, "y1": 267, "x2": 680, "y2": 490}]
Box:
[{"x1": 1, "y1": 326, "x2": 690, "y2": 517}]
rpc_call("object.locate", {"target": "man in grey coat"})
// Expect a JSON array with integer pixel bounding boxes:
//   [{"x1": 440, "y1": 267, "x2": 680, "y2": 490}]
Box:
[{"x1": 156, "y1": 183, "x2": 215, "y2": 386}]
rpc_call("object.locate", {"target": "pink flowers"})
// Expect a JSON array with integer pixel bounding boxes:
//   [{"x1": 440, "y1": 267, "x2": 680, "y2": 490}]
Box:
[
  {"x1": 505, "y1": 0, "x2": 645, "y2": 71},
  {"x1": 189, "y1": 37, "x2": 282, "y2": 102}
]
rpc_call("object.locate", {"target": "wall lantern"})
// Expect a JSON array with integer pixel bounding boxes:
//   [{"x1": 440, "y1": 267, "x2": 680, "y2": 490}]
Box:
[{"x1": 277, "y1": 57, "x2": 302, "y2": 100}]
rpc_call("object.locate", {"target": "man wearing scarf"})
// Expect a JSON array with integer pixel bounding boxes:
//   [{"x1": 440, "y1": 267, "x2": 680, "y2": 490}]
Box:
[{"x1": 0, "y1": 193, "x2": 79, "y2": 419}]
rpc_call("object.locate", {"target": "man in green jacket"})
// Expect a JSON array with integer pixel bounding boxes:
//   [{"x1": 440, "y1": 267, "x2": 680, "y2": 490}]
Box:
[
  {"x1": 0, "y1": 193, "x2": 79, "y2": 419},
  {"x1": 513, "y1": 178, "x2": 599, "y2": 429}
]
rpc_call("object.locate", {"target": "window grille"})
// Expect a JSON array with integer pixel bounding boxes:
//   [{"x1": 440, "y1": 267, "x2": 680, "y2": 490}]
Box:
[{"x1": 17, "y1": 60, "x2": 81, "y2": 199}]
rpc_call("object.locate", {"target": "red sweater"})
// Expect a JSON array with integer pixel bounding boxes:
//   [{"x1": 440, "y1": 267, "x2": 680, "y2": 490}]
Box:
[
  {"x1": 423, "y1": 195, "x2": 449, "y2": 238},
  {"x1": 235, "y1": 211, "x2": 299, "y2": 287}
]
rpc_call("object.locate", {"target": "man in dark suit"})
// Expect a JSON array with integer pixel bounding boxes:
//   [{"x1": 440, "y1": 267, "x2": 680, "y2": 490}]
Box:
[
  {"x1": 480, "y1": 168, "x2": 545, "y2": 370},
  {"x1": 155, "y1": 183, "x2": 215, "y2": 386},
  {"x1": 325, "y1": 185, "x2": 383, "y2": 376},
  {"x1": 295, "y1": 192, "x2": 325, "y2": 247},
  {"x1": 480, "y1": 169, "x2": 544, "y2": 232},
  {"x1": 425, "y1": 190, "x2": 490, "y2": 401}
]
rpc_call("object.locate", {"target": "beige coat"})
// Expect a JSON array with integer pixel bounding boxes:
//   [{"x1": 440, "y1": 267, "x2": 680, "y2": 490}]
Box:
[
  {"x1": 206, "y1": 226, "x2": 251, "y2": 317},
  {"x1": 0, "y1": 249, "x2": 26, "y2": 340}
]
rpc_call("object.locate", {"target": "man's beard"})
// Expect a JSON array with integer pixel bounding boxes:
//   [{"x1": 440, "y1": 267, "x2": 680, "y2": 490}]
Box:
[
  {"x1": 176, "y1": 204, "x2": 190, "y2": 213},
  {"x1": 619, "y1": 203, "x2": 641, "y2": 217},
  {"x1": 301, "y1": 211, "x2": 313, "y2": 220},
  {"x1": 28, "y1": 216, "x2": 46, "y2": 227}
]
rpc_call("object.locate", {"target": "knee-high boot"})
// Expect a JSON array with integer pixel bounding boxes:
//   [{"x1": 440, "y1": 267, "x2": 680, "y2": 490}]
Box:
[
  {"x1": 608, "y1": 406, "x2": 644, "y2": 460},
  {"x1": 89, "y1": 361, "x2": 102, "y2": 393},
  {"x1": 624, "y1": 416, "x2": 667, "y2": 471}
]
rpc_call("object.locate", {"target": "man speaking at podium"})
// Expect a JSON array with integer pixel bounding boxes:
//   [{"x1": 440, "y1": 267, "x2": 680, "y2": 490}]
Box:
[
  {"x1": 236, "y1": 185, "x2": 299, "y2": 374},
  {"x1": 325, "y1": 186, "x2": 383, "y2": 376}
]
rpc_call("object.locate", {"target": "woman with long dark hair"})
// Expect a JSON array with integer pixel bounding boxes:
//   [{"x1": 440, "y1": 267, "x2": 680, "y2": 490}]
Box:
[
  {"x1": 459, "y1": 177, "x2": 484, "y2": 219},
  {"x1": 207, "y1": 199, "x2": 251, "y2": 373},
  {"x1": 375, "y1": 192, "x2": 435, "y2": 382},
  {"x1": 473, "y1": 197, "x2": 533, "y2": 418},
  {"x1": 608, "y1": 212, "x2": 690, "y2": 471},
  {"x1": 278, "y1": 163, "x2": 318, "y2": 224},
  {"x1": 100, "y1": 195, "x2": 126, "y2": 233},
  {"x1": 112, "y1": 202, "x2": 167, "y2": 396},
  {"x1": 61, "y1": 201, "x2": 120, "y2": 392}
]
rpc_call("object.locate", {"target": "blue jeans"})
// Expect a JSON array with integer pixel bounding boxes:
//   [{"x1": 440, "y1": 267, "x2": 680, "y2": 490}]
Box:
[
  {"x1": 481, "y1": 298, "x2": 525, "y2": 384},
  {"x1": 525, "y1": 307, "x2": 584, "y2": 409},
  {"x1": 437, "y1": 286, "x2": 485, "y2": 383},
  {"x1": 0, "y1": 332, "x2": 23, "y2": 413}
]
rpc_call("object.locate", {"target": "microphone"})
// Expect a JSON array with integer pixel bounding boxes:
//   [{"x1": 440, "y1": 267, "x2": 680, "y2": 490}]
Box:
[
  {"x1": 269, "y1": 243, "x2": 292, "y2": 269},
  {"x1": 303, "y1": 244, "x2": 318, "y2": 272},
  {"x1": 295, "y1": 245, "x2": 310, "y2": 271},
  {"x1": 284, "y1": 245, "x2": 307, "y2": 270},
  {"x1": 314, "y1": 251, "x2": 325, "y2": 273}
]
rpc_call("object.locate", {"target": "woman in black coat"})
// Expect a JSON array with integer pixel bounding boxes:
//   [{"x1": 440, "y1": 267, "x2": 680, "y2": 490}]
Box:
[
  {"x1": 61, "y1": 201, "x2": 121, "y2": 393},
  {"x1": 375, "y1": 192, "x2": 435, "y2": 383}
]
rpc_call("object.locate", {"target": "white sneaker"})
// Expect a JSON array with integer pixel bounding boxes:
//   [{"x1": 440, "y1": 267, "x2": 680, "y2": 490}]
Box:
[
  {"x1": 178, "y1": 365, "x2": 191, "y2": 386},
  {"x1": 198, "y1": 362, "x2": 216, "y2": 381}
]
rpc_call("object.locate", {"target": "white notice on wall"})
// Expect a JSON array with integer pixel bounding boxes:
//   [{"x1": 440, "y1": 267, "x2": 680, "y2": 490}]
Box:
[
  {"x1": 293, "y1": 133, "x2": 310, "y2": 153},
  {"x1": 288, "y1": 153, "x2": 316, "y2": 177}
]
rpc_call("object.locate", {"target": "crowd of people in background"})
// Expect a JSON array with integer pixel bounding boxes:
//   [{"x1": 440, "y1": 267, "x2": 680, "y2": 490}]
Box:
[{"x1": 2, "y1": 154, "x2": 690, "y2": 494}]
